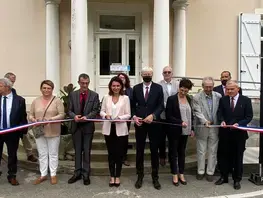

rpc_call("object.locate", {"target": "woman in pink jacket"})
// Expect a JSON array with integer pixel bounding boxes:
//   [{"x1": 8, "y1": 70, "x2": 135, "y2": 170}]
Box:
[{"x1": 100, "y1": 76, "x2": 131, "y2": 187}]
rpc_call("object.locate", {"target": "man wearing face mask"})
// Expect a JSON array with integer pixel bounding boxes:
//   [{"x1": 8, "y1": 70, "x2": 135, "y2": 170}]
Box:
[
  {"x1": 132, "y1": 67, "x2": 164, "y2": 190},
  {"x1": 213, "y1": 71, "x2": 242, "y2": 96}
]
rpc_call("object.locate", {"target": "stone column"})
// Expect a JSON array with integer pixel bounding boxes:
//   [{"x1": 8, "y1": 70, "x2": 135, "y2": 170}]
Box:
[
  {"x1": 45, "y1": 0, "x2": 61, "y2": 95},
  {"x1": 153, "y1": 0, "x2": 170, "y2": 82},
  {"x1": 71, "y1": 0, "x2": 89, "y2": 86},
  {"x1": 172, "y1": 0, "x2": 189, "y2": 77}
]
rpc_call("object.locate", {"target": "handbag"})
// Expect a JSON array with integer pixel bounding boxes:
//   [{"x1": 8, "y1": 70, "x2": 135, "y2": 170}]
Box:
[{"x1": 32, "y1": 96, "x2": 56, "y2": 138}]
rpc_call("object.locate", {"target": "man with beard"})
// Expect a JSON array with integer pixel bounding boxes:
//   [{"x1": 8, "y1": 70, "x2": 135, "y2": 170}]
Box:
[
  {"x1": 132, "y1": 67, "x2": 164, "y2": 190},
  {"x1": 213, "y1": 71, "x2": 242, "y2": 96}
]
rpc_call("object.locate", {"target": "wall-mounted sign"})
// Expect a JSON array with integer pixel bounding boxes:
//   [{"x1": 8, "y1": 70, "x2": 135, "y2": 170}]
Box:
[{"x1": 110, "y1": 63, "x2": 130, "y2": 72}]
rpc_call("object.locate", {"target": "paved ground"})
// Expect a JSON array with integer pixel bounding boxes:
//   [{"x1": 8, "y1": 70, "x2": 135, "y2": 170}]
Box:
[{"x1": 1, "y1": 163, "x2": 263, "y2": 198}]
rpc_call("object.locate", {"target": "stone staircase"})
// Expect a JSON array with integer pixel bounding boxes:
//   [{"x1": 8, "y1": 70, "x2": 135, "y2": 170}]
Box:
[{"x1": 2, "y1": 122, "x2": 197, "y2": 176}]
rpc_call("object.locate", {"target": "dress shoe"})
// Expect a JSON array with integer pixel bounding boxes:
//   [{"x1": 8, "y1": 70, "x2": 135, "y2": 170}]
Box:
[
  {"x1": 172, "y1": 181, "x2": 179, "y2": 186},
  {"x1": 34, "y1": 176, "x2": 47, "y2": 185},
  {"x1": 206, "y1": 175, "x2": 214, "y2": 182},
  {"x1": 153, "y1": 180, "x2": 161, "y2": 190},
  {"x1": 114, "y1": 183, "x2": 120, "y2": 187},
  {"x1": 83, "y1": 177, "x2": 90, "y2": 185},
  {"x1": 68, "y1": 175, "x2": 82, "y2": 184},
  {"x1": 196, "y1": 174, "x2": 205, "y2": 180},
  {"x1": 0, "y1": 170, "x2": 2, "y2": 176},
  {"x1": 234, "y1": 181, "x2": 241, "y2": 190},
  {"x1": 135, "y1": 177, "x2": 143, "y2": 189},
  {"x1": 123, "y1": 160, "x2": 130, "y2": 166},
  {"x1": 160, "y1": 158, "x2": 166, "y2": 166},
  {"x1": 179, "y1": 178, "x2": 187, "y2": 185},
  {"x1": 214, "y1": 177, "x2": 228, "y2": 185},
  {"x1": 109, "y1": 182, "x2": 115, "y2": 187},
  {"x1": 8, "y1": 178, "x2": 19, "y2": 186},
  {"x1": 51, "y1": 176, "x2": 57, "y2": 185},
  {"x1": 27, "y1": 155, "x2": 38, "y2": 162}
]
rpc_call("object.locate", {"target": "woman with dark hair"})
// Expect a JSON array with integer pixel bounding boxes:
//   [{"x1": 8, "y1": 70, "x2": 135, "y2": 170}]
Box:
[
  {"x1": 117, "y1": 73, "x2": 133, "y2": 166},
  {"x1": 165, "y1": 78, "x2": 194, "y2": 186},
  {"x1": 100, "y1": 76, "x2": 131, "y2": 187}
]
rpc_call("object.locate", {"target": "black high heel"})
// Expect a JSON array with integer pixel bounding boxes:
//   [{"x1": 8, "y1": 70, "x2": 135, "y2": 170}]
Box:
[
  {"x1": 114, "y1": 183, "x2": 120, "y2": 187},
  {"x1": 109, "y1": 182, "x2": 115, "y2": 187},
  {"x1": 179, "y1": 178, "x2": 187, "y2": 185}
]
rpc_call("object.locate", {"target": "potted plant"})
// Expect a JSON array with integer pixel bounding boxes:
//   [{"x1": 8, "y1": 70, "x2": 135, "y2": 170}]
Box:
[{"x1": 60, "y1": 83, "x2": 76, "y2": 135}]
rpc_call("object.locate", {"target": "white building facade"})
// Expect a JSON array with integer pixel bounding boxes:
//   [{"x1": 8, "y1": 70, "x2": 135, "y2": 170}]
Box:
[{"x1": 0, "y1": 0, "x2": 262, "y2": 104}]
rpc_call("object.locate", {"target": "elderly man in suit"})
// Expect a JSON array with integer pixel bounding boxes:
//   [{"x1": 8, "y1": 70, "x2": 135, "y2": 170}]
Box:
[
  {"x1": 68, "y1": 73, "x2": 100, "y2": 185},
  {"x1": 0, "y1": 78, "x2": 28, "y2": 185},
  {"x1": 158, "y1": 66, "x2": 179, "y2": 166},
  {"x1": 4, "y1": 72, "x2": 37, "y2": 163},
  {"x1": 193, "y1": 77, "x2": 221, "y2": 182},
  {"x1": 215, "y1": 80, "x2": 253, "y2": 190},
  {"x1": 132, "y1": 67, "x2": 164, "y2": 190}
]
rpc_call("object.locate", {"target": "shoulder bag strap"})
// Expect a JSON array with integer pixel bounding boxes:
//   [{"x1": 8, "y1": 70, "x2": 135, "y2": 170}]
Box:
[{"x1": 41, "y1": 96, "x2": 56, "y2": 120}]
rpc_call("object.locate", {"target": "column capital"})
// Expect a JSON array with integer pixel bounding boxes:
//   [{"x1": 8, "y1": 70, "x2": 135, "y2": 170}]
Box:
[
  {"x1": 45, "y1": 0, "x2": 61, "y2": 5},
  {"x1": 172, "y1": 0, "x2": 189, "y2": 10}
]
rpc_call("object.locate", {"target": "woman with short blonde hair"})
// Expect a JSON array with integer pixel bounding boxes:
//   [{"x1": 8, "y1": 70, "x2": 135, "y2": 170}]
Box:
[{"x1": 29, "y1": 80, "x2": 65, "y2": 185}]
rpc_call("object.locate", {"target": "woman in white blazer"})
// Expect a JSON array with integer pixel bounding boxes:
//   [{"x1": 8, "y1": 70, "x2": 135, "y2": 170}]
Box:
[{"x1": 100, "y1": 76, "x2": 131, "y2": 187}]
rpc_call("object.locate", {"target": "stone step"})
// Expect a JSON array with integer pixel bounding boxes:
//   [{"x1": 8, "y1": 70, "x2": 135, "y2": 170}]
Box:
[
  {"x1": 93, "y1": 130, "x2": 136, "y2": 139},
  {"x1": 2, "y1": 151, "x2": 197, "y2": 176},
  {"x1": 65, "y1": 149, "x2": 152, "y2": 162}
]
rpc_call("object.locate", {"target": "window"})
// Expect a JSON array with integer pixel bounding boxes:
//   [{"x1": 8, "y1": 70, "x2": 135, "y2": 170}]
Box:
[{"x1": 100, "y1": 15, "x2": 136, "y2": 30}]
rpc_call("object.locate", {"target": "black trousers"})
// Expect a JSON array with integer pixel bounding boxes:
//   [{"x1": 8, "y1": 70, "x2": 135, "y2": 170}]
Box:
[
  {"x1": 167, "y1": 132, "x2": 188, "y2": 175},
  {"x1": 135, "y1": 123, "x2": 160, "y2": 180},
  {"x1": 123, "y1": 122, "x2": 131, "y2": 162},
  {"x1": 218, "y1": 129, "x2": 246, "y2": 182},
  {"x1": 72, "y1": 126, "x2": 94, "y2": 178},
  {"x1": 159, "y1": 120, "x2": 169, "y2": 160},
  {"x1": 104, "y1": 124, "x2": 127, "y2": 177},
  {"x1": 0, "y1": 133, "x2": 20, "y2": 178}
]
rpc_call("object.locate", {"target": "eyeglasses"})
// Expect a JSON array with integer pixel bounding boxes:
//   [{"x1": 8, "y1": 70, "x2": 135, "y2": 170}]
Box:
[{"x1": 163, "y1": 71, "x2": 171, "y2": 74}]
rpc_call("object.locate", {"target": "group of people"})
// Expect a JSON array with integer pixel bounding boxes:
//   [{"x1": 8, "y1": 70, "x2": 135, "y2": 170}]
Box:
[{"x1": 0, "y1": 67, "x2": 253, "y2": 191}]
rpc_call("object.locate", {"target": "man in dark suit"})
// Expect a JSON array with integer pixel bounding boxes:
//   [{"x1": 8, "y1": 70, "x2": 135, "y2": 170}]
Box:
[
  {"x1": 68, "y1": 73, "x2": 100, "y2": 185},
  {"x1": 215, "y1": 80, "x2": 253, "y2": 190},
  {"x1": 4, "y1": 72, "x2": 37, "y2": 163},
  {"x1": 213, "y1": 71, "x2": 242, "y2": 96},
  {"x1": 0, "y1": 78, "x2": 28, "y2": 185},
  {"x1": 132, "y1": 67, "x2": 164, "y2": 190}
]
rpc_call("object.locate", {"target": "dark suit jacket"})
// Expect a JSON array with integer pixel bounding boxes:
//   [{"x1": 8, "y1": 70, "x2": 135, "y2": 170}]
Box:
[
  {"x1": 68, "y1": 89, "x2": 100, "y2": 133},
  {"x1": 11, "y1": 88, "x2": 17, "y2": 95},
  {"x1": 165, "y1": 93, "x2": 194, "y2": 137},
  {"x1": 213, "y1": 85, "x2": 242, "y2": 96},
  {"x1": 132, "y1": 82, "x2": 164, "y2": 120},
  {"x1": 217, "y1": 95, "x2": 253, "y2": 140},
  {"x1": 125, "y1": 87, "x2": 133, "y2": 107},
  {"x1": 0, "y1": 94, "x2": 28, "y2": 136}
]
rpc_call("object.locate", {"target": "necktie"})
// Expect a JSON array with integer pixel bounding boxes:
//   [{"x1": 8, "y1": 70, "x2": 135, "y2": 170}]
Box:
[
  {"x1": 145, "y1": 87, "x2": 149, "y2": 101},
  {"x1": 81, "y1": 93, "x2": 86, "y2": 115},
  {"x1": 231, "y1": 97, "x2": 235, "y2": 112},
  {"x1": 3, "y1": 96, "x2": 7, "y2": 129}
]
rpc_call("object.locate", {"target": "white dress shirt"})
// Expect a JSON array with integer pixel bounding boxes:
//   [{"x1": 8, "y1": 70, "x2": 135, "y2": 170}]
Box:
[
  {"x1": 165, "y1": 80, "x2": 172, "y2": 96},
  {"x1": 143, "y1": 82, "x2": 152, "y2": 97},
  {"x1": 1, "y1": 92, "x2": 13, "y2": 129},
  {"x1": 230, "y1": 93, "x2": 239, "y2": 108},
  {"x1": 222, "y1": 85, "x2": 226, "y2": 95}
]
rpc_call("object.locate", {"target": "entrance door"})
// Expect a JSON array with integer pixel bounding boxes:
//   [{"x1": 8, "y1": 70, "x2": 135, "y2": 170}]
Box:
[{"x1": 95, "y1": 34, "x2": 140, "y2": 98}]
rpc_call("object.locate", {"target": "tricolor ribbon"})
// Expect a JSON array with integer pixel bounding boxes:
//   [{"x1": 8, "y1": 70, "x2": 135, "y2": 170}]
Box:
[{"x1": 0, "y1": 118, "x2": 262, "y2": 135}]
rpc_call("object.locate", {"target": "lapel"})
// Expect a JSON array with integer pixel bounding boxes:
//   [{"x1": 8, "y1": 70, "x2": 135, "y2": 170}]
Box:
[
  {"x1": 75, "y1": 90, "x2": 80, "y2": 113},
  {"x1": 162, "y1": 81, "x2": 169, "y2": 97},
  {"x1": 212, "y1": 91, "x2": 217, "y2": 116},
  {"x1": 138, "y1": 83, "x2": 145, "y2": 103},
  {"x1": 146, "y1": 82, "x2": 154, "y2": 102},
  {"x1": 83, "y1": 89, "x2": 91, "y2": 111},
  {"x1": 201, "y1": 92, "x2": 210, "y2": 117},
  {"x1": 10, "y1": 94, "x2": 17, "y2": 123},
  {"x1": 233, "y1": 95, "x2": 242, "y2": 113}
]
